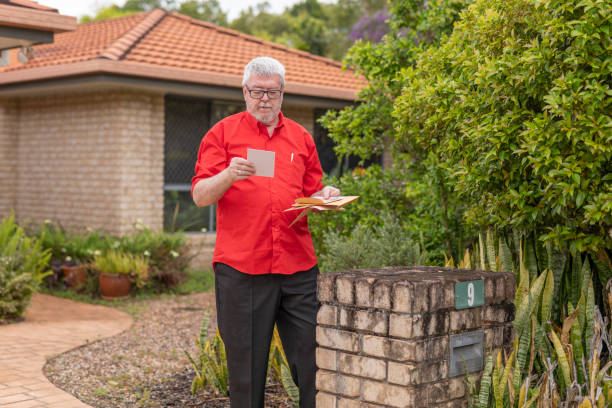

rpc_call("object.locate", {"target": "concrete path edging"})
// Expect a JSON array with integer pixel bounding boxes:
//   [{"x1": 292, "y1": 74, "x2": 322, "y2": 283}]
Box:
[{"x1": 0, "y1": 294, "x2": 133, "y2": 407}]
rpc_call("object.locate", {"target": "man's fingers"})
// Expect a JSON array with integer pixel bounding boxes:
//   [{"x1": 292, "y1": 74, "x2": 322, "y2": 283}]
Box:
[{"x1": 322, "y1": 186, "x2": 340, "y2": 198}]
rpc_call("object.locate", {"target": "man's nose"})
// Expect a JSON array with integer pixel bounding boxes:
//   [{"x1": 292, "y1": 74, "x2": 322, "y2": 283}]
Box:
[{"x1": 261, "y1": 92, "x2": 271, "y2": 101}]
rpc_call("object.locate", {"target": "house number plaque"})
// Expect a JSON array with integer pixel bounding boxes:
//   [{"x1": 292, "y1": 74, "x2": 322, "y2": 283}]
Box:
[{"x1": 455, "y1": 280, "x2": 484, "y2": 309}]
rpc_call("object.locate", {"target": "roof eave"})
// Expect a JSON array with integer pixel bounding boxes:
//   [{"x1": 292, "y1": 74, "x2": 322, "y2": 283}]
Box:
[
  {"x1": 0, "y1": 59, "x2": 359, "y2": 101},
  {"x1": 0, "y1": 4, "x2": 77, "y2": 33}
]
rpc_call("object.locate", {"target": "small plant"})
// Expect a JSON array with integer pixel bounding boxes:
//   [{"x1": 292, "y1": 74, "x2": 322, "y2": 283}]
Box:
[
  {"x1": 268, "y1": 326, "x2": 299, "y2": 406},
  {"x1": 185, "y1": 310, "x2": 229, "y2": 396},
  {"x1": 0, "y1": 213, "x2": 51, "y2": 322},
  {"x1": 320, "y1": 213, "x2": 426, "y2": 272},
  {"x1": 118, "y1": 223, "x2": 191, "y2": 290},
  {"x1": 92, "y1": 251, "x2": 150, "y2": 288},
  {"x1": 38, "y1": 221, "x2": 109, "y2": 265},
  {"x1": 186, "y1": 313, "x2": 300, "y2": 405},
  {"x1": 467, "y1": 241, "x2": 612, "y2": 407}
]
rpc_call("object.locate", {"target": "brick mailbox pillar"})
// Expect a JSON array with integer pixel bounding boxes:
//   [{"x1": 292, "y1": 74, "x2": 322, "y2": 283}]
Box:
[{"x1": 315, "y1": 266, "x2": 515, "y2": 407}]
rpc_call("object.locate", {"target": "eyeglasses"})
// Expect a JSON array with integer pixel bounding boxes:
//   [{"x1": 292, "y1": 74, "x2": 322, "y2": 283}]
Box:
[{"x1": 245, "y1": 88, "x2": 283, "y2": 99}]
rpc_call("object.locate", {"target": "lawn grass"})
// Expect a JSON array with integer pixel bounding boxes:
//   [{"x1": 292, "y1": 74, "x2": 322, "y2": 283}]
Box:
[{"x1": 173, "y1": 267, "x2": 215, "y2": 294}]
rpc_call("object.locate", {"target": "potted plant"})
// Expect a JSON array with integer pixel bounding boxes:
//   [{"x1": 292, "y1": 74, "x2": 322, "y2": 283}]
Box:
[
  {"x1": 40, "y1": 225, "x2": 99, "y2": 289},
  {"x1": 60, "y1": 257, "x2": 88, "y2": 289},
  {"x1": 92, "y1": 251, "x2": 149, "y2": 300},
  {"x1": 37, "y1": 221, "x2": 83, "y2": 289}
]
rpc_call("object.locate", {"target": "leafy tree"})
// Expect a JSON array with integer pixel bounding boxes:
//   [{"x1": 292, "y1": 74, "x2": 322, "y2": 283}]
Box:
[
  {"x1": 229, "y1": 3, "x2": 293, "y2": 43},
  {"x1": 319, "y1": 0, "x2": 473, "y2": 260},
  {"x1": 80, "y1": 0, "x2": 228, "y2": 25},
  {"x1": 348, "y1": 9, "x2": 390, "y2": 43},
  {"x1": 122, "y1": 0, "x2": 166, "y2": 11},
  {"x1": 321, "y1": 0, "x2": 473, "y2": 160},
  {"x1": 325, "y1": 0, "x2": 381, "y2": 59},
  {"x1": 80, "y1": 5, "x2": 136, "y2": 22},
  {"x1": 394, "y1": 0, "x2": 611, "y2": 253},
  {"x1": 287, "y1": 0, "x2": 326, "y2": 19},
  {"x1": 79, "y1": 0, "x2": 389, "y2": 60},
  {"x1": 176, "y1": 0, "x2": 227, "y2": 24},
  {"x1": 230, "y1": 0, "x2": 387, "y2": 60}
]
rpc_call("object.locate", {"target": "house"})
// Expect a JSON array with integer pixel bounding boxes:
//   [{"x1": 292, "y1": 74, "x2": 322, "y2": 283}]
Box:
[
  {"x1": 0, "y1": 8, "x2": 363, "y2": 250},
  {"x1": 0, "y1": 0, "x2": 76, "y2": 55}
]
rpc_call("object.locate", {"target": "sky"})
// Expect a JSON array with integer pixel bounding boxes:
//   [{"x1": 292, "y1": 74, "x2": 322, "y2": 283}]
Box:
[{"x1": 40, "y1": 0, "x2": 307, "y2": 20}]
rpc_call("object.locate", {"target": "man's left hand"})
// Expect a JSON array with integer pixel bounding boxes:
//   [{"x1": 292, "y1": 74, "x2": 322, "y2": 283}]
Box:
[{"x1": 312, "y1": 186, "x2": 340, "y2": 199}]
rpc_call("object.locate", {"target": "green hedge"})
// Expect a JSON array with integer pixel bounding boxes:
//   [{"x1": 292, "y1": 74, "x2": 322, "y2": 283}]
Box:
[{"x1": 394, "y1": 0, "x2": 611, "y2": 253}]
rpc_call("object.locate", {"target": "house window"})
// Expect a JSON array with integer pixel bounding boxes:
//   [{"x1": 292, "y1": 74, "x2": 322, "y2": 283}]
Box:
[
  {"x1": 211, "y1": 101, "x2": 243, "y2": 126},
  {"x1": 164, "y1": 96, "x2": 243, "y2": 232},
  {"x1": 164, "y1": 95, "x2": 213, "y2": 232}
]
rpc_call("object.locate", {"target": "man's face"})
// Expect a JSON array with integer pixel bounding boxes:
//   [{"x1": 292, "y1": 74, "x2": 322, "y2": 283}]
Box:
[{"x1": 243, "y1": 74, "x2": 283, "y2": 126}]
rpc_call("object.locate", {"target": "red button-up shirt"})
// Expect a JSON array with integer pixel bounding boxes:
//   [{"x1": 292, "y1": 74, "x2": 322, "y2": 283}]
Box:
[{"x1": 191, "y1": 111, "x2": 324, "y2": 275}]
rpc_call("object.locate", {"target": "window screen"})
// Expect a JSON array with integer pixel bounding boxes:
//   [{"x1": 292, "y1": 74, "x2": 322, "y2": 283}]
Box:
[
  {"x1": 164, "y1": 95, "x2": 211, "y2": 186},
  {"x1": 164, "y1": 95, "x2": 213, "y2": 232}
]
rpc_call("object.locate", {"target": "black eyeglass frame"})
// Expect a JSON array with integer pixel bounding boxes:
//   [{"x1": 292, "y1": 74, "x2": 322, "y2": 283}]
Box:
[{"x1": 245, "y1": 87, "x2": 283, "y2": 100}]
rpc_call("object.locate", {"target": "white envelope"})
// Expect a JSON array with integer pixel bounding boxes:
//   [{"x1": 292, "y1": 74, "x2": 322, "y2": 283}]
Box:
[{"x1": 247, "y1": 148, "x2": 275, "y2": 177}]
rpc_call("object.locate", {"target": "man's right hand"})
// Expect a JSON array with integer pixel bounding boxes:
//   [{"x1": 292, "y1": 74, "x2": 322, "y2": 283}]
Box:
[{"x1": 227, "y1": 157, "x2": 255, "y2": 182}]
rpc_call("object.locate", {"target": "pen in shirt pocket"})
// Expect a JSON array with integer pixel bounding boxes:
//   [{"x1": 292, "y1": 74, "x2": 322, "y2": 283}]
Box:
[{"x1": 290, "y1": 152, "x2": 294, "y2": 163}]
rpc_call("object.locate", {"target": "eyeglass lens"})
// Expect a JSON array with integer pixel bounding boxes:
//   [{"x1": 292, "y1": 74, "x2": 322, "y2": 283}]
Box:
[{"x1": 248, "y1": 89, "x2": 282, "y2": 99}]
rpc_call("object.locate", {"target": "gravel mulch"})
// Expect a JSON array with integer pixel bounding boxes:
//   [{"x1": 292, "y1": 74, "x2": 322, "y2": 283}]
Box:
[{"x1": 43, "y1": 293, "x2": 293, "y2": 408}]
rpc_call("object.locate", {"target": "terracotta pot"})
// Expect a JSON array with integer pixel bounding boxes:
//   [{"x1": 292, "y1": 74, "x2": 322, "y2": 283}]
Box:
[
  {"x1": 99, "y1": 273, "x2": 131, "y2": 300},
  {"x1": 61, "y1": 264, "x2": 87, "y2": 288}
]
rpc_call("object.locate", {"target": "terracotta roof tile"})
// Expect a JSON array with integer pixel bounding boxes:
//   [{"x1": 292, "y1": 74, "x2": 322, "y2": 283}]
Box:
[
  {"x1": 1, "y1": 12, "x2": 146, "y2": 70},
  {"x1": 0, "y1": 0, "x2": 57, "y2": 12},
  {"x1": 0, "y1": 9, "x2": 364, "y2": 98}
]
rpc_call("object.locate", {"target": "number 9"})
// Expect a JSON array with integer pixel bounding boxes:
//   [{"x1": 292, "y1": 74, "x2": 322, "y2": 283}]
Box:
[{"x1": 467, "y1": 283, "x2": 474, "y2": 306}]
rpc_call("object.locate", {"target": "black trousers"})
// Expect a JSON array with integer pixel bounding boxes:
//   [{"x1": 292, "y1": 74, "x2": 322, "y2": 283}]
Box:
[{"x1": 214, "y1": 262, "x2": 319, "y2": 408}]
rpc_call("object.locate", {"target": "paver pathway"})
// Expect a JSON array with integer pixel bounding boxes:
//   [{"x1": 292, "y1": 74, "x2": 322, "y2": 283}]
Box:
[{"x1": 0, "y1": 294, "x2": 132, "y2": 407}]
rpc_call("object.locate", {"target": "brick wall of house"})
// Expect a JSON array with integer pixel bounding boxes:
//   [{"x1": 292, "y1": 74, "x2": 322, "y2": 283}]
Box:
[
  {"x1": 184, "y1": 232, "x2": 216, "y2": 270},
  {"x1": 316, "y1": 267, "x2": 515, "y2": 407},
  {"x1": 0, "y1": 99, "x2": 18, "y2": 217},
  {"x1": 13, "y1": 91, "x2": 164, "y2": 235},
  {"x1": 114, "y1": 92, "x2": 164, "y2": 234}
]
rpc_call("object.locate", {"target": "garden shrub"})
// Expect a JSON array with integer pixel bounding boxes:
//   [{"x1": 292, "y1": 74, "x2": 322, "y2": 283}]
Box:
[
  {"x1": 37, "y1": 222, "x2": 113, "y2": 289},
  {"x1": 317, "y1": 0, "x2": 475, "y2": 262},
  {"x1": 0, "y1": 214, "x2": 51, "y2": 322},
  {"x1": 394, "y1": 0, "x2": 611, "y2": 253},
  {"x1": 464, "y1": 241, "x2": 612, "y2": 406},
  {"x1": 391, "y1": 0, "x2": 612, "y2": 400},
  {"x1": 309, "y1": 165, "x2": 467, "y2": 265},
  {"x1": 309, "y1": 166, "x2": 411, "y2": 254},
  {"x1": 319, "y1": 213, "x2": 426, "y2": 273},
  {"x1": 36, "y1": 220, "x2": 192, "y2": 293},
  {"x1": 118, "y1": 223, "x2": 191, "y2": 290}
]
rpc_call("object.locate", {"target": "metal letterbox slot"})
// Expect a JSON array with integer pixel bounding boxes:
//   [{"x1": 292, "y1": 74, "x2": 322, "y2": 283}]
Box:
[{"x1": 449, "y1": 331, "x2": 484, "y2": 377}]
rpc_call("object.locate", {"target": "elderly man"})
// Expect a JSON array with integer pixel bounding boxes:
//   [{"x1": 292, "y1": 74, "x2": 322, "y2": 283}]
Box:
[{"x1": 191, "y1": 56, "x2": 339, "y2": 408}]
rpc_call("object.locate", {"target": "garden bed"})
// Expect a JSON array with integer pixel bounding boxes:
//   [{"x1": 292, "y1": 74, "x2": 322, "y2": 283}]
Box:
[{"x1": 43, "y1": 292, "x2": 292, "y2": 407}]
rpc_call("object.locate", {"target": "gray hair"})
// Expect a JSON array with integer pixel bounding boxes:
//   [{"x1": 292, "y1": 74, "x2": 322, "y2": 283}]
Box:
[{"x1": 242, "y1": 56, "x2": 285, "y2": 87}]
